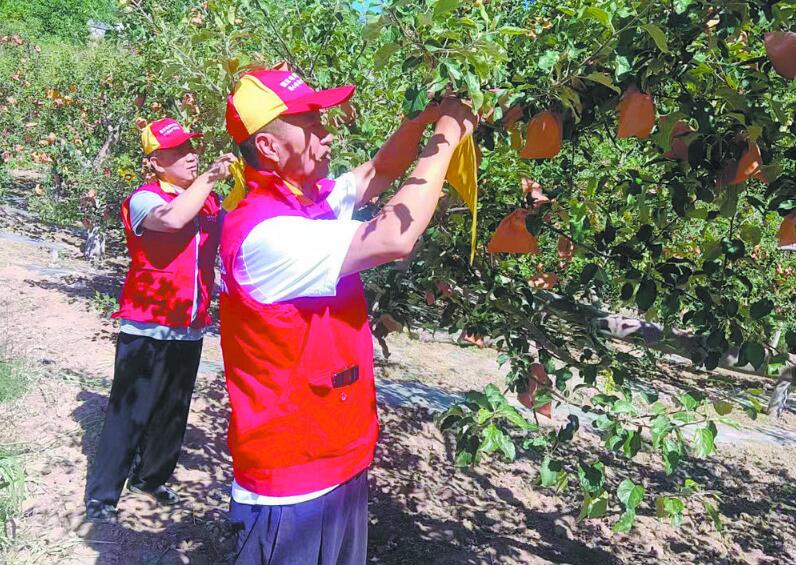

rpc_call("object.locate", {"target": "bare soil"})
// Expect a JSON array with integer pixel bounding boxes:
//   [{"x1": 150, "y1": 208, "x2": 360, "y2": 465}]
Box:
[{"x1": 1, "y1": 199, "x2": 795, "y2": 565}]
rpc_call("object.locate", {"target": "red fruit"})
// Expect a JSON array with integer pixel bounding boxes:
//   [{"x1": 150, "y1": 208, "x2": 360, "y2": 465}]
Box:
[
  {"x1": 519, "y1": 111, "x2": 562, "y2": 159},
  {"x1": 617, "y1": 87, "x2": 655, "y2": 139},
  {"x1": 487, "y1": 209, "x2": 539, "y2": 254},
  {"x1": 764, "y1": 32, "x2": 796, "y2": 80}
]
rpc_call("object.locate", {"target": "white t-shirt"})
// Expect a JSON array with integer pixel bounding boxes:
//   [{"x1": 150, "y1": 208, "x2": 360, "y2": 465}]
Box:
[
  {"x1": 233, "y1": 172, "x2": 361, "y2": 304},
  {"x1": 230, "y1": 172, "x2": 364, "y2": 506},
  {"x1": 120, "y1": 188, "x2": 204, "y2": 341}
]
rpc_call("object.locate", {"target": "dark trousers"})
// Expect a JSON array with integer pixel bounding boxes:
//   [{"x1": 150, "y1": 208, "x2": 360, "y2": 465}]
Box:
[
  {"x1": 85, "y1": 333, "x2": 202, "y2": 506},
  {"x1": 229, "y1": 471, "x2": 369, "y2": 565}
]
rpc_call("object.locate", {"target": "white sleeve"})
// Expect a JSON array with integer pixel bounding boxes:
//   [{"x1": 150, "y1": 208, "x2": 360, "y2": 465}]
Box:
[
  {"x1": 325, "y1": 172, "x2": 358, "y2": 220},
  {"x1": 129, "y1": 192, "x2": 167, "y2": 235},
  {"x1": 235, "y1": 216, "x2": 363, "y2": 304}
]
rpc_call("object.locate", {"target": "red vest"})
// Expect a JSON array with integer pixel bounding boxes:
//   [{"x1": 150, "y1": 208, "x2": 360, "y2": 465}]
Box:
[
  {"x1": 113, "y1": 181, "x2": 221, "y2": 328},
  {"x1": 219, "y1": 166, "x2": 379, "y2": 496}
]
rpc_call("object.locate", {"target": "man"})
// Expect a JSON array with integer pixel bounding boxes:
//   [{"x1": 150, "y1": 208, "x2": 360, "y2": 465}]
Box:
[
  {"x1": 85, "y1": 117, "x2": 236, "y2": 522},
  {"x1": 220, "y1": 68, "x2": 476, "y2": 563}
]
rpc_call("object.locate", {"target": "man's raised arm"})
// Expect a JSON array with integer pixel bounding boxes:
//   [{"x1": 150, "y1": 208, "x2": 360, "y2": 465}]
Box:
[
  {"x1": 349, "y1": 102, "x2": 441, "y2": 208},
  {"x1": 341, "y1": 98, "x2": 476, "y2": 275}
]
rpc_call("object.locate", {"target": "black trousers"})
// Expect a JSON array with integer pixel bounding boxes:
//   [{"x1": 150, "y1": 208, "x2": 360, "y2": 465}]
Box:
[{"x1": 85, "y1": 333, "x2": 202, "y2": 506}]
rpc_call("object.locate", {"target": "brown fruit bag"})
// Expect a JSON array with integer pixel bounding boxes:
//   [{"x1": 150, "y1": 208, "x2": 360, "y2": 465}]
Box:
[
  {"x1": 778, "y1": 211, "x2": 796, "y2": 249},
  {"x1": 487, "y1": 209, "x2": 538, "y2": 254},
  {"x1": 617, "y1": 87, "x2": 655, "y2": 139},
  {"x1": 517, "y1": 363, "x2": 552, "y2": 418},
  {"x1": 519, "y1": 111, "x2": 562, "y2": 159},
  {"x1": 765, "y1": 32, "x2": 796, "y2": 80}
]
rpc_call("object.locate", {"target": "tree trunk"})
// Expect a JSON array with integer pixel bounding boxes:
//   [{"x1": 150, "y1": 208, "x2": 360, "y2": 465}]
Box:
[{"x1": 83, "y1": 226, "x2": 106, "y2": 263}]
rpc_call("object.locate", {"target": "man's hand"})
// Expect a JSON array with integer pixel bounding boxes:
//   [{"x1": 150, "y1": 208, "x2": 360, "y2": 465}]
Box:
[
  {"x1": 205, "y1": 153, "x2": 237, "y2": 183},
  {"x1": 142, "y1": 153, "x2": 237, "y2": 233},
  {"x1": 435, "y1": 97, "x2": 478, "y2": 142}
]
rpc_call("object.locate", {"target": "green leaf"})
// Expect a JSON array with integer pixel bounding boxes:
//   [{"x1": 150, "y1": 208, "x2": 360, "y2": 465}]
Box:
[
  {"x1": 580, "y1": 263, "x2": 599, "y2": 285},
  {"x1": 499, "y1": 26, "x2": 531, "y2": 37},
  {"x1": 584, "y1": 72, "x2": 621, "y2": 94},
  {"x1": 662, "y1": 439, "x2": 683, "y2": 474},
  {"x1": 614, "y1": 54, "x2": 632, "y2": 80},
  {"x1": 635, "y1": 279, "x2": 657, "y2": 311},
  {"x1": 703, "y1": 501, "x2": 723, "y2": 532},
  {"x1": 484, "y1": 383, "x2": 506, "y2": 408},
  {"x1": 739, "y1": 224, "x2": 762, "y2": 246},
  {"x1": 578, "y1": 491, "x2": 609, "y2": 520},
  {"x1": 739, "y1": 341, "x2": 766, "y2": 370},
  {"x1": 402, "y1": 86, "x2": 428, "y2": 120},
  {"x1": 623, "y1": 429, "x2": 642, "y2": 458},
  {"x1": 479, "y1": 423, "x2": 504, "y2": 454},
  {"x1": 642, "y1": 23, "x2": 670, "y2": 53},
  {"x1": 651, "y1": 415, "x2": 671, "y2": 447},
  {"x1": 537, "y1": 50, "x2": 560, "y2": 73},
  {"x1": 577, "y1": 460, "x2": 605, "y2": 495},
  {"x1": 692, "y1": 422, "x2": 717, "y2": 458},
  {"x1": 476, "y1": 407, "x2": 492, "y2": 424},
  {"x1": 496, "y1": 404, "x2": 536, "y2": 431},
  {"x1": 679, "y1": 392, "x2": 702, "y2": 410},
  {"x1": 436, "y1": 405, "x2": 464, "y2": 430},
  {"x1": 613, "y1": 509, "x2": 637, "y2": 533},
  {"x1": 583, "y1": 7, "x2": 613, "y2": 30},
  {"x1": 433, "y1": 0, "x2": 459, "y2": 19},
  {"x1": 454, "y1": 450, "x2": 473, "y2": 466},
  {"x1": 464, "y1": 390, "x2": 492, "y2": 411},
  {"x1": 499, "y1": 433, "x2": 516, "y2": 460},
  {"x1": 750, "y1": 299, "x2": 774, "y2": 320},
  {"x1": 540, "y1": 456, "x2": 565, "y2": 488},
  {"x1": 712, "y1": 400, "x2": 733, "y2": 416},
  {"x1": 362, "y1": 16, "x2": 385, "y2": 42},
  {"x1": 674, "y1": 0, "x2": 694, "y2": 14},
  {"x1": 373, "y1": 43, "x2": 400, "y2": 70},
  {"x1": 656, "y1": 496, "x2": 685, "y2": 527},
  {"x1": 617, "y1": 479, "x2": 645, "y2": 510},
  {"x1": 613, "y1": 399, "x2": 637, "y2": 415}
]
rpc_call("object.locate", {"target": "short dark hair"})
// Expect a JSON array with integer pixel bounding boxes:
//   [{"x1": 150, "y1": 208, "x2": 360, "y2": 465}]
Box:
[
  {"x1": 237, "y1": 119, "x2": 286, "y2": 168},
  {"x1": 238, "y1": 134, "x2": 261, "y2": 168}
]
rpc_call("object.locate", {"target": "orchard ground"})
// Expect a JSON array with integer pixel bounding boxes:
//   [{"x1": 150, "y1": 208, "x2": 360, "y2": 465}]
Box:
[{"x1": 1, "y1": 180, "x2": 795, "y2": 564}]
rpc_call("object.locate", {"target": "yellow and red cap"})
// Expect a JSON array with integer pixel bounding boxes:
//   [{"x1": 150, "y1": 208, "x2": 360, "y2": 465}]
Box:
[
  {"x1": 225, "y1": 68, "x2": 355, "y2": 144},
  {"x1": 141, "y1": 117, "x2": 203, "y2": 156}
]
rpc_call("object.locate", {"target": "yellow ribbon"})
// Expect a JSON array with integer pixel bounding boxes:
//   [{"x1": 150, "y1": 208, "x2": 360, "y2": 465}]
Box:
[
  {"x1": 222, "y1": 159, "x2": 248, "y2": 212},
  {"x1": 445, "y1": 135, "x2": 479, "y2": 264}
]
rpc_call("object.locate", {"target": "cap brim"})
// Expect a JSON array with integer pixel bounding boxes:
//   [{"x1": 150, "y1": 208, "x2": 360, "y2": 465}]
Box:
[
  {"x1": 156, "y1": 131, "x2": 204, "y2": 151},
  {"x1": 282, "y1": 85, "x2": 355, "y2": 115}
]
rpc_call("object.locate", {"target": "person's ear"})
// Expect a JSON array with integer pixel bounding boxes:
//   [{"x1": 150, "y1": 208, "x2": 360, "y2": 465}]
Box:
[
  {"x1": 147, "y1": 154, "x2": 166, "y2": 176},
  {"x1": 254, "y1": 131, "x2": 281, "y2": 166}
]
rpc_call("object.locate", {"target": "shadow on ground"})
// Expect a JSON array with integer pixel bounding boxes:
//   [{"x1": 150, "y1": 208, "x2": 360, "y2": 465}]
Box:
[{"x1": 73, "y1": 371, "x2": 236, "y2": 564}]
